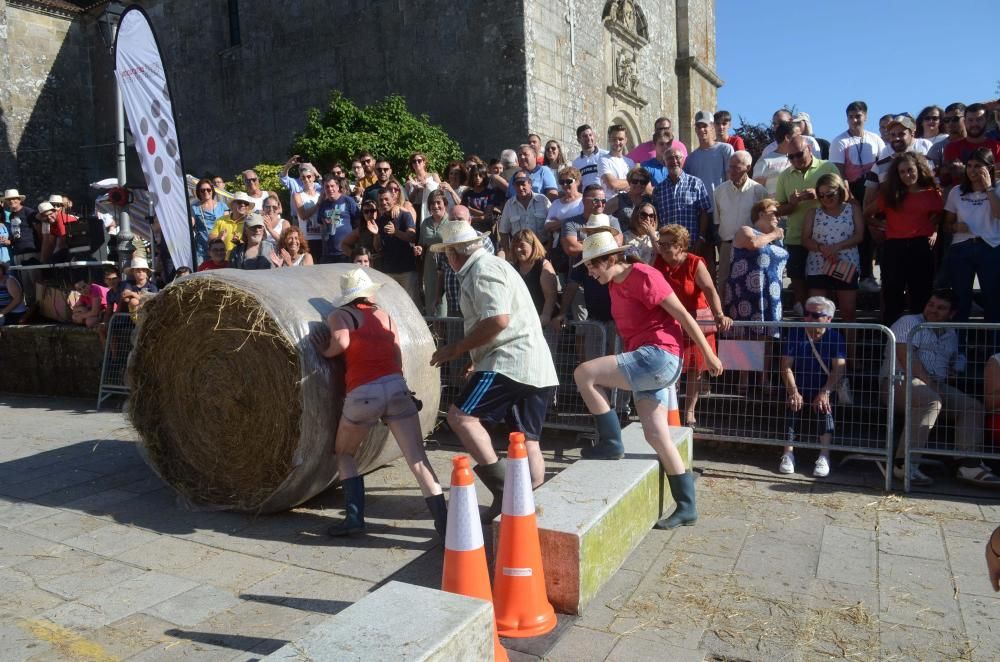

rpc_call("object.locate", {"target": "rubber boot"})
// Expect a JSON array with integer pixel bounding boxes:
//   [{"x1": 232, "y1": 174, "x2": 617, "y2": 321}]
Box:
[
  {"x1": 328, "y1": 476, "x2": 366, "y2": 537},
  {"x1": 473, "y1": 459, "x2": 507, "y2": 523},
  {"x1": 654, "y1": 472, "x2": 698, "y2": 529},
  {"x1": 425, "y1": 493, "x2": 447, "y2": 539},
  {"x1": 581, "y1": 410, "x2": 625, "y2": 460}
]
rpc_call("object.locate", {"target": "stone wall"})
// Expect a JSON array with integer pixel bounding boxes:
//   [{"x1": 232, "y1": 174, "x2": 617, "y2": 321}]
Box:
[
  {"x1": 0, "y1": 1, "x2": 101, "y2": 203},
  {"x1": 524, "y1": 0, "x2": 681, "y2": 155},
  {"x1": 674, "y1": 0, "x2": 721, "y2": 147},
  {"x1": 136, "y1": 0, "x2": 529, "y2": 177}
]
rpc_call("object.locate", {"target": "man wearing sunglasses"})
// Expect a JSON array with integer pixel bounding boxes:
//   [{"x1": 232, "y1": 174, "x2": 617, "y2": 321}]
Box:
[
  {"x1": 927, "y1": 103, "x2": 967, "y2": 176},
  {"x1": 240, "y1": 169, "x2": 268, "y2": 211},
  {"x1": 775, "y1": 136, "x2": 839, "y2": 314}
]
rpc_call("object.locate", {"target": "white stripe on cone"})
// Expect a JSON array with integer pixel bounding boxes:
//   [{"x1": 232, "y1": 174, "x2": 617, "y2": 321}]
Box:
[
  {"x1": 501, "y1": 457, "x2": 534, "y2": 517},
  {"x1": 668, "y1": 384, "x2": 678, "y2": 411},
  {"x1": 445, "y1": 484, "x2": 484, "y2": 552}
]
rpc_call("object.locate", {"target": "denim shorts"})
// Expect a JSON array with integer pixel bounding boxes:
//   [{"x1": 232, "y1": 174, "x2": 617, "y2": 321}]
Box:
[
  {"x1": 616, "y1": 345, "x2": 682, "y2": 407},
  {"x1": 342, "y1": 374, "x2": 418, "y2": 427}
]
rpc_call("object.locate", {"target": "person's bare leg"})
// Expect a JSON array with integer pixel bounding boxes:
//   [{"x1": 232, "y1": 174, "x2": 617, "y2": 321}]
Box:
[
  {"x1": 684, "y1": 366, "x2": 700, "y2": 424},
  {"x1": 386, "y1": 416, "x2": 443, "y2": 497},
  {"x1": 446, "y1": 404, "x2": 498, "y2": 465},
  {"x1": 525, "y1": 439, "x2": 544, "y2": 488},
  {"x1": 574, "y1": 355, "x2": 632, "y2": 414},
  {"x1": 635, "y1": 398, "x2": 685, "y2": 474},
  {"x1": 334, "y1": 418, "x2": 369, "y2": 478}
]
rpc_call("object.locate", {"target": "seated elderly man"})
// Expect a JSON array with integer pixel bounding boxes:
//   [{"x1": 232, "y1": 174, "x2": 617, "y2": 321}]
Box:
[
  {"x1": 779, "y1": 296, "x2": 846, "y2": 478},
  {"x1": 885, "y1": 289, "x2": 998, "y2": 488},
  {"x1": 430, "y1": 207, "x2": 558, "y2": 520}
]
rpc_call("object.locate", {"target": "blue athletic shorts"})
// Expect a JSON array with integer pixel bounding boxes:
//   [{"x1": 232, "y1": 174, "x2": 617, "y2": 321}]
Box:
[{"x1": 455, "y1": 371, "x2": 554, "y2": 441}]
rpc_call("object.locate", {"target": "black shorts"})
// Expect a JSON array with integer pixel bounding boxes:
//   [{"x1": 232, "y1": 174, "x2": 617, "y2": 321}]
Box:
[
  {"x1": 806, "y1": 274, "x2": 859, "y2": 291},
  {"x1": 455, "y1": 371, "x2": 554, "y2": 441},
  {"x1": 786, "y1": 244, "x2": 808, "y2": 280}
]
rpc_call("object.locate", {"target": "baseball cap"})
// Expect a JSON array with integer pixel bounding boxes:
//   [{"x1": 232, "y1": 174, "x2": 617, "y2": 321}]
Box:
[{"x1": 694, "y1": 110, "x2": 713, "y2": 125}]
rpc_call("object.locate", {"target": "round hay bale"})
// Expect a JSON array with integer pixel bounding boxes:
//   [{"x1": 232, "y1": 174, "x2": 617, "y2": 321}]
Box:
[{"x1": 127, "y1": 264, "x2": 440, "y2": 513}]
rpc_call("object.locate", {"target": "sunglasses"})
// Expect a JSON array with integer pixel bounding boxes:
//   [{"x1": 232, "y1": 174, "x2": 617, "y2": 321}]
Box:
[
  {"x1": 362, "y1": 158, "x2": 374, "y2": 164},
  {"x1": 198, "y1": 188, "x2": 212, "y2": 193},
  {"x1": 629, "y1": 180, "x2": 648, "y2": 186},
  {"x1": 818, "y1": 191, "x2": 839, "y2": 200},
  {"x1": 244, "y1": 177, "x2": 258, "y2": 183},
  {"x1": 589, "y1": 198, "x2": 607, "y2": 206},
  {"x1": 263, "y1": 205, "x2": 279, "y2": 210},
  {"x1": 411, "y1": 158, "x2": 425, "y2": 164},
  {"x1": 788, "y1": 150, "x2": 806, "y2": 160},
  {"x1": 559, "y1": 179, "x2": 575, "y2": 186},
  {"x1": 376, "y1": 167, "x2": 391, "y2": 172},
  {"x1": 804, "y1": 310, "x2": 828, "y2": 319},
  {"x1": 924, "y1": 116, "x2": 941, "y2": 122},
  {"x1": 944, "y1": 116, "x2": 963, "y2": 123},
  {"x1": 638, "y1": 211, "x2": 656, "y2": 219}
]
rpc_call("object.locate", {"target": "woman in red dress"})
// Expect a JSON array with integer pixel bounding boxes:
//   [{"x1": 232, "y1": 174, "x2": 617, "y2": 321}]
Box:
[{"x1": 652, "y1": 224, "x2": 732, "y2": 426}]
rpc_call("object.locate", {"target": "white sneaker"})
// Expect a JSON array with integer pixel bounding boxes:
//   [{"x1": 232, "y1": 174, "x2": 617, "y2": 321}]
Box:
[
  {"x1": 859, "y1": 277, "x2": 881, "y2": 292},
  {"x1": 892, "y1": 463, "x2": 933, "y2": 486},
  {"x1": 792, "y1": 303, "x2": 804, "y2": 317},
  {"x1": 813, "y1": 456, "x2": 830, "y2": 478},
  {"x1": 779, "y1": 453, "x2": 795, "y2": 474}
]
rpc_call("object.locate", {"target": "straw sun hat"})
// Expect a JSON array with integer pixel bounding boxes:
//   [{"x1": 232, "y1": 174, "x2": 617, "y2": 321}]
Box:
[
  {"x1": 335, "y1": 268, "x2": 382, "y2": 307},
  {"x1": 429, "y1": 219, "x2": 487, "y2": 253},
  {"x1": 573, "y1": 228, "x2": 628, "y2": 267}
]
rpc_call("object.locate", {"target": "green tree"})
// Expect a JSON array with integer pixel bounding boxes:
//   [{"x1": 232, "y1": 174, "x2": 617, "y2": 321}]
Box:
[
  {"x1": 289, "y1": 92, "x2": 464, "y2": 178},
  {"x1": 733, "y1": 116, "x2": 772, "y2": 166}
]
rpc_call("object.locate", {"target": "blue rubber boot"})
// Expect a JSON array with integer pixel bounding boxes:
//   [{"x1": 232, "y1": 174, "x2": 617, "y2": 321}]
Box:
[
  {"x1": 581, "y1": 410, "x2": 625, "y2": 460},
  {"x1": 654, "y1": 472, "x2": 698, "y2": 529},
  {"x1": 328, "y1": 476, "x2": 366, "y2": 537}
]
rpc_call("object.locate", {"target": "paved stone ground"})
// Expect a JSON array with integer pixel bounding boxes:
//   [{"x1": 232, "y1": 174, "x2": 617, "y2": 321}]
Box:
[{"x1": 2, "y1": 395, "x2": 999, "y2": 661}]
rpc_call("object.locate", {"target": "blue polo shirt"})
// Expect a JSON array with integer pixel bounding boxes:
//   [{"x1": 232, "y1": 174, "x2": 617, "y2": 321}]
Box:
[{"x1": 507, "y1": 165, "x2": 557, "y2": 198}]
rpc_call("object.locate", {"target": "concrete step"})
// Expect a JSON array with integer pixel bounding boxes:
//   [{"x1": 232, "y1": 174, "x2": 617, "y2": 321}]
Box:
[
  {"x1": 493, "y1": 425, "x2": 692, "y2": 615},
  {"x1": 263, "y1": 581, "x2": 494, "y2": 661}
]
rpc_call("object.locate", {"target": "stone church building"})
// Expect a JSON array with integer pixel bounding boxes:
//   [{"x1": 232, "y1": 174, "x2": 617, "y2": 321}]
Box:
[{"x1": 0, "y1": 0, "x2": 719, "y2": 199}]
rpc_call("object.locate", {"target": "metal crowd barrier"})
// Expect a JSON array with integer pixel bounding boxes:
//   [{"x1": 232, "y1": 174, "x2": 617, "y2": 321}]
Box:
[
  {"x1": 902, "y1": 322, "x2": 1000, "y2": 492},
  {"x1": 96, "y1": 312, "x2": 135, "y2": 410},
  {"x1": 424, "y1": 316, "x2": 615, "y2": 436},
  {"x1": 687, "y1": 320, "x2": 897, "y2": 491}
]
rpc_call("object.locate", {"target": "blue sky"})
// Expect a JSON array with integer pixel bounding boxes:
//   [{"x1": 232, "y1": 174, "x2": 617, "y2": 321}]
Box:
[{"x1": 716, "y1": 1, "x2": 1000, "y2": 140}]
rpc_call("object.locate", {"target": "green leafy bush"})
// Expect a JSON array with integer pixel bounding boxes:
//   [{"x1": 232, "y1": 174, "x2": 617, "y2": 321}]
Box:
[
  {"x1": 734, "y1": 117, "x2": 773, "y2": 167},
  {"x1": 289, "y1": 92, "x2": 464, "y2": 177}
]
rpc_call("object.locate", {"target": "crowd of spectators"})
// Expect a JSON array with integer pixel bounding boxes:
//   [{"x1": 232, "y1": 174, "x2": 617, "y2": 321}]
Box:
[{"x1": 4, "y1": 97, "x2": 1000, "y2": 487}]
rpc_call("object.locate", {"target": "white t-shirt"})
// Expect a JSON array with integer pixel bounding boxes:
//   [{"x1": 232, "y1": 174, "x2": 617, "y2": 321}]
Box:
[
  {"x1": 598, "y1": 154, "x2": 635, "y2": 199},
  {"x1": 546, "y1": 196, "x2": 583, "y2": 221},
  {"x1": 866, "y1": 142, "x2": 934, "y2": 187},
  {"x1": 945, "y1": 186, "x2": 1000, "y2": 247},
  {"x1": 752, "y1": 153, "x2": 790, "y2": 196},
  {"x1": 248, "y1": 191, "x2": 268, "y2": 212},
  {"x1": 572, "y1": 149, "x2": 608, "y2": 190},
  {"x1": 828, "y1": 130, "x2": 885, "y2": 183}
]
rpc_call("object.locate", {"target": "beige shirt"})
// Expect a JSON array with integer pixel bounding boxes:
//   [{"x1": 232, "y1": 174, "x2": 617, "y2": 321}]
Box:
[
  {"x1": 714, "y1": 177, "x2": 767, "y2": 241},
  {"x1": 457, "y1": 248, "x2": 558, "y2": 388}
]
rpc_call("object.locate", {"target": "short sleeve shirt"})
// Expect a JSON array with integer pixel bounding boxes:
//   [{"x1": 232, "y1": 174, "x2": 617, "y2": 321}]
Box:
[
  {"x1": 572, "y1": 149, "x2": 608, "y2": 190},
  {"x1": 775, "y1": 158, "x2": 840, "y2": 245},
  {"x1": 651, "y1": 172, "x2": 711, "y2": 244},
  {"x1": 609, "y1": 263, "x2": 682, "y2": 355},
  {"x1": 506, "y1": 165, "x2": 557, "y2": 198},
  {"x1": 890, "y1": 314, "x2": 962, "y2": 380},
  {"x1": 457, "y1": 249, "x2": 558, "y2": 388},
  {"x1": 783, "y1": 327, "x2": 846, "y2": 397},
  {"x1": 378, "y1": 210, "x2": 417, "y2": 273}
]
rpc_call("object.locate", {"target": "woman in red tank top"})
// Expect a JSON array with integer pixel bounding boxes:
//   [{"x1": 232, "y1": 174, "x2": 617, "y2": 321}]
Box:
[
  {"x1": 312, "y1": 268, "x2": 446, "y2": 539},
  {"x1": 652, "y1": 224, "x2": 732, "y2": 426}
]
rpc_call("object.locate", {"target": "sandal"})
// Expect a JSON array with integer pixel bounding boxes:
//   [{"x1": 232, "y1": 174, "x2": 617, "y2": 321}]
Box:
[{"x1": 956, "y1": 463, "x2": 1000, "y2": 489}]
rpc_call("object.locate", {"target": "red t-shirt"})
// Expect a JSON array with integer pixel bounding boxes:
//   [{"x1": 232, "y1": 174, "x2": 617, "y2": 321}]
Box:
[
  {"x1": 49, "y1": 211, "x2": 69, "y2": 237},
  {"x1": 197, "y1": 260, "x2": 229, "y2": 271},
  {"x1": 726, "y1": 135, "x2": 746, "y2": 152},
  {"x1": 943, "y1": 138, "x2": 1000, "y2": 165},
  {"x1": 609, "y1": 262, "x2": 682, "y2": 355},
  {"x1": 652, "y1": 253, "x2": 708, "y2": 314},
  {"x1": 878, "y1": 188, "x2": 943, "y2": 240}
]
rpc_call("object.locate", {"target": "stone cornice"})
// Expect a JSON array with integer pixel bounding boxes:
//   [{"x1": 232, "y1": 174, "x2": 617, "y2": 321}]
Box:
[{"x1": 676, "y1": 55, "x2": 724, "y2": 89}]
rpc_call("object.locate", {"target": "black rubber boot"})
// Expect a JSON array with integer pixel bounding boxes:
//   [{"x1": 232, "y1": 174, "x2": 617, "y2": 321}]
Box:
[
  {"x1": 328, "y1": 475, "x2": 366, "y2": 537},
  {"x1": 654, "y1": 471, "x2": 698, "y2": 529},
  {"x1": 473, "y1": 459, "x2": 507, "y2": 523},
  {"x1": 425, "y1": 493, "x2": 447, "y2": 539},
  {"x1": 581, "y1": 410, "x2": 625, "y2": 460}
]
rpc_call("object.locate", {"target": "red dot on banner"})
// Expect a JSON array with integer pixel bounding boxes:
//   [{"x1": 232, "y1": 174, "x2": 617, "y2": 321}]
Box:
[{"x1": 147, "y1": 136, "x2": 156, "y2": 154}]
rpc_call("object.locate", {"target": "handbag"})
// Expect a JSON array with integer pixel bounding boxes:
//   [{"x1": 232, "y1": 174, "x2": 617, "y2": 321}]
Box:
[
  {"x1": 823, "y1": 258, "x2": 857, "y2": 284},
  {"x1": 806, "y1": 332, "x2": 853, "y2": 405}
]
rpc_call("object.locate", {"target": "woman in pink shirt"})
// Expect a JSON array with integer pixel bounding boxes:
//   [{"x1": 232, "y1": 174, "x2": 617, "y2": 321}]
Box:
[{"x1": 573, "y1": 231, "x2": 722, "y2": 529}]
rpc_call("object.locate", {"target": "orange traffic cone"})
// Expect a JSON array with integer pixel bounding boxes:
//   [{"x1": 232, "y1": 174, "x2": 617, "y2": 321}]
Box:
[
  {"x1": 667, "y1": 383, "x2": 682, "y2": 426},
  {"x1": 492, "y1": 432, "x2": 557, "y2": 638},
  {"x1": 442, "y1": 455, "x2": 508, "y2": 662}
]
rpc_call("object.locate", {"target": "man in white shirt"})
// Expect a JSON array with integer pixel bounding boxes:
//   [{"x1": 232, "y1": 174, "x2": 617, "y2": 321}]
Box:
[
  {"x1": 572, "y1": 124, "x2": 607, "y2": 190},
  {"x1": 598, "y1": 124, "x2": 634, "y2": 199},
  {"x1": 714, "y1": 151, "x2": 766, "y2": 295},
  {"x1": 240, "y1": 170, "x2": 268, "y2": 211}
]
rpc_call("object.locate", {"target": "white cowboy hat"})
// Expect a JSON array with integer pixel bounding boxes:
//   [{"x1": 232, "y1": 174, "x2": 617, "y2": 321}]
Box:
[
  {"x1": 125, "y1": 256, "x2": 152, "y2": 274},
  {"x1": 574, "y1": 229, "x2": 628, "y2": 267},
  {"x1": 3, "y1": 189, "x2": 25, "y2": 201},
  {"x1": 228, "y1": 191, "x2": 255, "y2": 208},
  {"x1": 335, "y1": 268, "x2": 382, "y2": 307},
  {"x1": 48, "y1": 194, "x2": 64, "y2": 206},
  {"x1": 429, "y1": 219, "x2": 487, "y2": 252},
  {"x1": 35, "y1": 201, "x2": 55, "y2": 218},
  {"x1": 582, "y1": 213, "x2": 621, "y2": 236}
]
